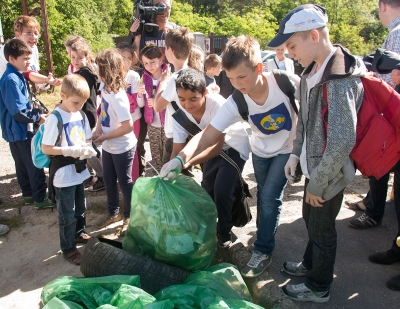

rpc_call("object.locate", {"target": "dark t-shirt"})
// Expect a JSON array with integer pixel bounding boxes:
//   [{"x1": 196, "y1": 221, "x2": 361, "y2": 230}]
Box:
[
  {"x1": 139, "y1": 22, "x2": 177, "y2": 54},
  {"x1": 204, "y1": 74, "x2": 215, "y2": 87}
]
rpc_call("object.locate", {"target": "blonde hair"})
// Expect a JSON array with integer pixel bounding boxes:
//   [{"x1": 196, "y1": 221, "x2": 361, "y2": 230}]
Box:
[
  {"x1": 95, "y1": 49, "x2": 126, "y2": 93},
  {"x1": 204, "y1": 54, "x2": 221, "y2": 71},
  {"x1": 165, "y1": 27, "x2": 193, "y2": 60},
  {"x1": 70, "y1": 40, "x2": 95, "y2": 72},
  {"x1": 61, "y1": 74, "x2": 90, "y2": 99},
  {"x1": 221, "y1": 35, "x2": 261, "y2": 71},
  {"x1": 64, "y1": 35, "x2": 85, "y2": 48},
  {"x1": 188, "y1": 44, "x2": 205, "y2": 70},
  {"x1": 13, "y1": 15, "x2": 40, "y2": 34}
]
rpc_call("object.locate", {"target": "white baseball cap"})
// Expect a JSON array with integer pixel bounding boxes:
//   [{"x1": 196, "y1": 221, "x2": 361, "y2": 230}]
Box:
[{"x1": 268, "y1": 4, "x2": 328, "y2": 48}]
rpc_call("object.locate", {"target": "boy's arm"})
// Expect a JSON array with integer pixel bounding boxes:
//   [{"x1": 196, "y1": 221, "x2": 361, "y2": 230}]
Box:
[
  {"x1": 307, "y1": 79, "x2": 361, "y2": 198},
  {"x1": 184, "y1": 134, "x2": 225, "y2": 168},
  {"x1": 154, "y1": 67, "x2": 172, "y2": 112},
  {"x1": 1, "y1": 77, "x2": 42, "y2": 123},
  {"x1": 24, "y1": 71, "x2": 62, "y2": 87}
]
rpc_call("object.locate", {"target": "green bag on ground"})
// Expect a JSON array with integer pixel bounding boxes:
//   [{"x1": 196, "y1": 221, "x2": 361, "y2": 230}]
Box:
[
  {"x1": 208, "y1": 297, "x2": 264, "y2": 309},
  {"x1": 123, "y1": 175, "x2": 217, "y2": 271},
  {"x1": 42, "y1": 297, "x2": 84, "y2": 309},
  {"x1": 41, "y1": 275, "x2": 140, "y2": 308},
  {"x1": 110, "y1": 284, "x2": 155, "y2": 308},
  {"x1": 154, "y1": 263, "x2": 252, "y2": 308}
]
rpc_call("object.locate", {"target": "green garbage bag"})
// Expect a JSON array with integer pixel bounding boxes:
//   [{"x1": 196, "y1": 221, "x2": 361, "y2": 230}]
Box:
[
  {"x1": 123, "y1": 174, "x2": 217, "y2": 271},
  {"x1": 154, "y1": 263, "x2": 251, "y2": 308},
  {"x1": 144, "y1": 300, "x2": 174, "y2": 309},
  {"x1": 208, "y1": 297, "x2": 264, "y2": 309},
  {"x1": 110, "y1": 284, "x2": 155, "y2": 309},
  {"x1": 41, "y1": 275, "x2": 140, "y2": 308},
  {"x1": 42, "y1": 297, "x2": 84, "y2": 309}
]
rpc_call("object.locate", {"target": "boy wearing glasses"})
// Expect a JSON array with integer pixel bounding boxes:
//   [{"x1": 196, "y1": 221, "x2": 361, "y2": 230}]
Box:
[{"x1": 0, "y1": 15, "x2": 61, "y2": 89}]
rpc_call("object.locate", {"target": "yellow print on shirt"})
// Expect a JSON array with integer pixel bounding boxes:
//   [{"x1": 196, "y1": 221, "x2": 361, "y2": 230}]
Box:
[{"x1": 260, "y1": 115, "x2": 286, "y2": 131}]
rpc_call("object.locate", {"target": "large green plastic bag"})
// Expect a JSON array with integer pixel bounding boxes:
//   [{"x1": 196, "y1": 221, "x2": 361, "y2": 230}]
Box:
[
  {"x1": 154, "y1": 263, "x2": 251, "y2": 308},
  {"x1": 110, "y1": 284, "x2": 155, "y2": 309},
  {"x1": 208, "y1": 298, "x2": 264, "y2": 309},
  {"x1": 123, "y1": 174, "x2": 217, "y2": 271},
  {"x1": 42, "y1": 297, "x2": 84, "y2": 309},
  {"x1": 41, "y1": 275, "x2": 140, "y2": 308}
]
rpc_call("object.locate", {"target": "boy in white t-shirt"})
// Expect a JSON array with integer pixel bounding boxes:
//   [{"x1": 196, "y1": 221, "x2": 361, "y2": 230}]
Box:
[
  {"x1": 154, "y1": 27, "x2": 193, "y2": 165},
  {"x1": 160, "y1": 35, "x2": 300, "y2": 278},
  {"x1": 171, "y1": 67, "x2": 250, "y2": 247},
  {"x1": 42, "y1": 75, "x2": 97, "y2": 266}
]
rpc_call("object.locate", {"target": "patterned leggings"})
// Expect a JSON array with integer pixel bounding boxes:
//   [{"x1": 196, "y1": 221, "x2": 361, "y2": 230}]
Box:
[{"x1": 147, "y1": 125, "x2": 165, "y2": 172}]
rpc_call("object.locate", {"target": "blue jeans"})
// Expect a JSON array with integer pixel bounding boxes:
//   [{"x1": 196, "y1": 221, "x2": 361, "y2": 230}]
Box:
[
  {"x1": 302, "y1": 179, "x2": 344, "y2": 292},
  {"x1": 252, "y1": 152, "x2": 289, "y2": 255},
  {"x1": 9, "y1": 138, "x2": 47, "y2": 202},
  {"x1": 55, "y1": 183, "x2": 86, "y2": 255},
  {"x1": 102, "y1": 148, "x2": 134, "y2": 218}
]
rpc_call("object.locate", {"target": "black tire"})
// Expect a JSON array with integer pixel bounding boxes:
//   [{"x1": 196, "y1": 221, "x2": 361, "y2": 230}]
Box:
[{"x1": 80, "y1": 237, "x2": 192, "y2": 294}]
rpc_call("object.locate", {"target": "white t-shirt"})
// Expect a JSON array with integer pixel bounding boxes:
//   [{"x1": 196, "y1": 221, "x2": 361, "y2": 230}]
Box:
[
  {"x1": 100, "y1": 88, "x2": 137, "y2": 154},
  {"x1": 300, "y1": 48, "x2": 337, "y2": 179},
  {"x1": 161, "y1": 71, "x2": 183, "y2": 138},
  {"x1": 173, "y1": 93, "x2": 250, "y2": 161},
  {"x1": 211, "y1": 72, "x2": 300, "y2": 158},
  {"x1": 42, "y1": 108, "x2": 92, "y2": 187},
  {"x1": 125, "y1": 70, "x2": 142, "y2": 123},
  {"x1": 0, "y1": 44, "x2": 40, "y2": 78}
]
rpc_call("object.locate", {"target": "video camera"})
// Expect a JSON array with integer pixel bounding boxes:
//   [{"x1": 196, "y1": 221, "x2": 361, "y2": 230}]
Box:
[{"x1": 131, "y1": 0, "x2": 167, "y2": 38}]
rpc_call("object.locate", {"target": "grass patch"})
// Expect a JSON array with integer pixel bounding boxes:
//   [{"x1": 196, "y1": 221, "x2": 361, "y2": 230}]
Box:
[
  {"x1": 0, "y1": 216, "x2": 22, "y2": 228},
  {"x1": 36, "y1": 85, "x2": 62, "y2": 112}
]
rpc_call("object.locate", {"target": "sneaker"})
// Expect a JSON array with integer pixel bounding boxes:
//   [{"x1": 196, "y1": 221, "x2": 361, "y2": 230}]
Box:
[
  {"x1": 282, "y1": 283, "x2": 330, "y2": 303},
  {"x1": 348, "y1": 213, "x2": 381, "y2": 229},
  {"x1": 0, "y1": 224, "x2": 10, "y2": 236},
  {"x1": 85, "y1": 176, "x2": 97, "y2": 188},
  {"x1": 240, "y1": 250, "x2": 272, "y2": 278},
  {"x1": 88, "y1": 177, "x2": 105, "y2": 192},
  {"x1": 369, "y1": 249, "x2": 400, "y2": 265},
  {"x1": 218, "y1": 234, "x2": 232, "y2": 248},
  {"x1": 119, "y1": 218, "x2": 130, "y2": 236},
  {"x1": 23, "y1": 195, "x2": 34, "y2": 205},
  {"x1": 282, "y1": 261, "x2": 308, "y2": 276},
  {"x1": 95, "y1": 213, "x2": 122, "y2": 229},
  {"x1": 34, "y1": 198, "x2": 56, "y2": 209}
]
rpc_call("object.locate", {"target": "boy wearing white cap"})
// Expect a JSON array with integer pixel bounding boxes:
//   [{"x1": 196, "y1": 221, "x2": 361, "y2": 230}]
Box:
[{"x1": 268, "y1": 4, "x2": 366, "y2": 302}]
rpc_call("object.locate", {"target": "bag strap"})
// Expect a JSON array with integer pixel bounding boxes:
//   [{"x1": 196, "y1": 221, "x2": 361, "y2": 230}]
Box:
[
  {"x1": 219, "y1": 150, "x2": 245, "y2": 188},
  {"x1": 51, "y1": 110, "x2": 63, "y2": 146},
  {"x1": 171, "y1": 102, "x2": 202, "y2": 137},
  {"x1": 232, "y1": 90, "x2": 249, "y2": 121},
  {"x1": 273, "y1": 58, "x2": 279, "y2": 69},
  {"x1": 272, "y1": 69, "x2": 298, "y2": 115}
]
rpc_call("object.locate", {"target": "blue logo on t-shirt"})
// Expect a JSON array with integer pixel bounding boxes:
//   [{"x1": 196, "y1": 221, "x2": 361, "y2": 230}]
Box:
[
  {"x1": 250, "y1": 102, "x2": 292, "y2": 135},
  {"x1": 64, "y1": 120, "x2": 85, "y2": 146},
  {"x1": 101, "y1": 98, "x2": 111, "y2": 127}
]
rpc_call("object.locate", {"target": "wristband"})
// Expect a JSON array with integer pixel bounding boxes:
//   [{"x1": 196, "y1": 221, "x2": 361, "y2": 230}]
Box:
[{"x1": 175, "y1": 155, "x2": 184, "y2": 167}]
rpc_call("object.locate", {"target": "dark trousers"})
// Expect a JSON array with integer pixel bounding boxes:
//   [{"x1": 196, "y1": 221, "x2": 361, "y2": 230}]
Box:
[
  {"x1": 9, "y1": 138, "x2": 46, "y2": 202},
  {"x1": 201, "y1": 148, "x2": 245, "y2": 241},
  {"x1": 162, "y1": 137, "x2": 173, "y2": 166},
  {"x1": 365, "y1": 162, "x2": 400, "y2": 254},
  {"x1": 137, "y1": 110, "x2": 148, "y2": 176},
  {"x1": 102, "y1": 148, "x2": 134, "y2": 218},
  {"x1": 55, "y1": 183, "x2": 86, "y2": 254},
  {"x1": 302, "y1": 179, "x2": 344, "y2": 292}
]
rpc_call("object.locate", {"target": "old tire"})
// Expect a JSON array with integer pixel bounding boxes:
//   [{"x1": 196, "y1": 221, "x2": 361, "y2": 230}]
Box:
[{"x1": 80, "y1": 237, "x2": 191, "y2": 295}]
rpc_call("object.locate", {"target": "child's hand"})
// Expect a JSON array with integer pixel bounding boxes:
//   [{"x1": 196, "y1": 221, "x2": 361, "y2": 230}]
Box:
[
  {"x1": 138, "y1": 84, "x2": 146, "y2": 98},
  {"x1": 39, "y1": 114, "x2": 47, "y2": 125},
  {"x1": 147, "y1": 98, "x2": 154, "y2": 107},
  {"x1": 130, "y1": 18, "x2": 140, "y2": 33},
  {"x1": 47, "y1": 73, "x2": 62, "y2": 86},
  {"x1": 160, "y1": 65, "x2": 171, "y2": 83},
  {"x1": 92, "y1": 131, "x2": 102, "y2": 141},
  {"x1": 93, "y1": 134, "x2": 106, "y2": 144}
]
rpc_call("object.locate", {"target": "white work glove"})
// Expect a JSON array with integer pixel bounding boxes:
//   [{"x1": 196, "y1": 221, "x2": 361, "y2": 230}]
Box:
[
  {"x1": 284, "y1": 154, "x2": 300, "y2": 184},
  {"x1": 61, "y1": 146, "x2": 97, "y2": 160},
  {"x1": 159, "y1": 156, "x2": 183, "y2": 180}
]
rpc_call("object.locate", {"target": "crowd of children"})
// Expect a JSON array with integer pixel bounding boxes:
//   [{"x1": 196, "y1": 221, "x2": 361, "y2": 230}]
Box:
[{"x1": 2, "y1": 1, "x2": 400, "y2": 303}]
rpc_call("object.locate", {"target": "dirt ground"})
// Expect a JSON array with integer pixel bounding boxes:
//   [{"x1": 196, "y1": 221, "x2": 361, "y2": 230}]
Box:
[{"x1": 0, "y1": 130, "x2": 397, "y2": 308}]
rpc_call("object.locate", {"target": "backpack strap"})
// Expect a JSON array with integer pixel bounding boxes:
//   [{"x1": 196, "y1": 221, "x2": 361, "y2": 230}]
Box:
[
  {"x1": 171, "y1": 100, "x2": 180, "y2": 112},
  {"x1": 232, "y1": 90, "x2": 249, "y2": 121},
  {"x1": 272, "y1": 69, "x2": 298, "y2": 115},
  {"x1": 171, "y1": 102, "x2": 202, "y2": 137},
  {"x1": 51, "y1": 110, "x2": 63, "y2": 146}
]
